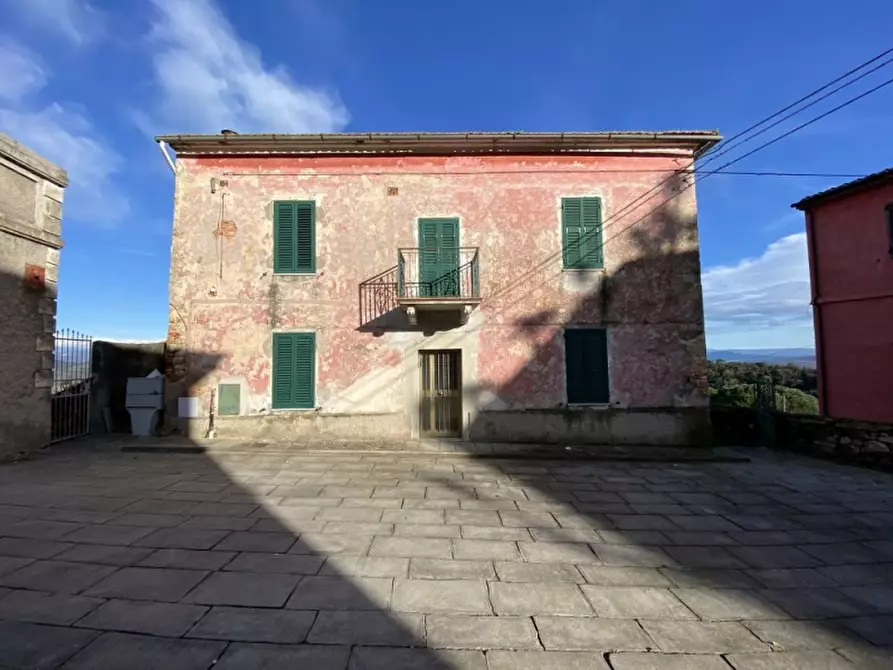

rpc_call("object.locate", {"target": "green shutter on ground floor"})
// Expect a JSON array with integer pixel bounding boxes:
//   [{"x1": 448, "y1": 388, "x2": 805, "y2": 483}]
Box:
[
  {"x1": 217, "y1": 384, "x2": 241, "y2": 416},
  {"x1": 564, "y1": 328, "x2": 609, "y2": 404},
  {"x1": 272, "y1": 332, "x2": 316, "y2": 409}
]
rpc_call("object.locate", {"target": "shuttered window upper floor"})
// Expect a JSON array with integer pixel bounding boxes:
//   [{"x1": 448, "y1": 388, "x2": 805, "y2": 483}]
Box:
[{"x1": 274, "y1": 201, "x2": 316, "y2": 274}]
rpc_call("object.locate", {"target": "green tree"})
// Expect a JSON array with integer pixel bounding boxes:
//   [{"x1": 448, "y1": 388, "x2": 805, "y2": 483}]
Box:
[
  {"x1": 709, "y1": 384, "x2": 755, "y2": 408},
  {"x1": 775, "y1": 386, "x2": 819, "y2": 414}
]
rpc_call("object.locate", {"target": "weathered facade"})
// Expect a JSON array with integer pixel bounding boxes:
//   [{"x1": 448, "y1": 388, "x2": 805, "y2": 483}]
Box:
[
  {"x1": 794, "y1": 169, "x2": 893, "y2": 424},
  {"x1": 0, "y1": 132, "x2": 66, "y2": 457},
  {"x1": 160, "y1": 131, "x2": 719, "y2": 445}
]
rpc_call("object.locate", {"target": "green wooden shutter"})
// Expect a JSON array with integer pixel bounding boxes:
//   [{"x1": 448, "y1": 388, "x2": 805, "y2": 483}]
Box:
[
  {"x1": 274, "y1": 202, "x2": 296, "y2": 273},
  {"x1": 274, "y1": 201, "x2": 315, "y2": 273},
  {"x1": 292, "y1": 333, "x2": 315, "y2": 408},
  {"x1": 562, "y1": 198, "x2": 584, "y2": 269},
  {"x1": 562, "y1": 197, "x2": 604, "y2": 269},
  {"x1": 295, "y1": 202, "x2": 315, "y2": 272},
  {"x1": 438, "y1": 219, "x2": 460, "y2": 296},
  {"x1": 580, "y1": 197, "x2": 603, "y2": 268},
  {"x1": 565, "y1": 328, "x2": 609, "y2": 404},
  {"x1": 419, "y1": 219, "x2": 439, "y2": 297},
  {"x1": 272, "y1": 333, "x2": 315, "y2": 409}
]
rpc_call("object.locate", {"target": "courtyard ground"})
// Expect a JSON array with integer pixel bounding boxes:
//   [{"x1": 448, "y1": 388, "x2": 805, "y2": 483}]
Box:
[{"x1": 0, "y1": 440, "x2": 891, "y2": 669}]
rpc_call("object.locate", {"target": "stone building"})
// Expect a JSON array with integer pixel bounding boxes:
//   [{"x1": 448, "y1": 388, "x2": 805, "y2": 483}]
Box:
[
  {"x1": 0, "y1": 132, "x2": 66, "y2": 456},
  {"x1": 158, "y1": 131, "x2": 719, "y2": 445}
]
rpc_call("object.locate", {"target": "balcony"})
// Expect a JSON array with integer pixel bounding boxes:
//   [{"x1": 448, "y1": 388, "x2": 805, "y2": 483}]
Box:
[{"x1": 397, "y1": 247, "x2": 481, "y2": 325}]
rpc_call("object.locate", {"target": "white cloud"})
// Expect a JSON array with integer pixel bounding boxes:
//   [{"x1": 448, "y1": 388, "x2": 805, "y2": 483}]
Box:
[
  {"x1": 0, "y1": 40, "x2": 127, "y2": 226},
  {"x1": 0, "y1": 39, "x2": 48, "y2": 102},
  {"x1": 702, "y1": 233, "x2": 814, "y2": 347},
  {"x1": 8, "y1": 0, "x2": 106, "y2": 45},
  {"x1": 144, "y1": 0, "x2": 349, "y2": 134}
]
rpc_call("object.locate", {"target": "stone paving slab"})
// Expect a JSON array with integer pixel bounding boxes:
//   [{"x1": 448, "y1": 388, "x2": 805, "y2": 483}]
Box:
[
  {"x1": 535, "y1": 615, "x2": 653, "y2": 650},
  {"x1": 214, "y1": 643, "x2": 350, "y2": 670},
  {"x1": 2, "y1": 443, "x2": 893, "y2": 667},
  {"x1": 487, "y1": 649, "x2": 610, "y2": 669},
  {"x1": 609, "y1": 652, "x2": 733, "y2": 669},
  {"x1": 84, "y1": 566, "x2": 208, "y2": 602},
  {"x1": 0, "y1": 589, "x2": 104, "y2": 625},
  {"x1": 490, "y1": 581, "x2": 591, "y2": 615},
  {"x1": 307, "y1": 610, "x2": 424, "y2": 646},
  {"x1": 348, "y1": 647, "x2": 487, "y2": 670},
  {"x1": 182, "y1": 570, "x2": 300, "y2": 607},
  {"x1": 137, "y1": 548, "x2": 236, "y2": 570},
  {"x1": 186, "y1": 605, "x2": 316, "y2": 643},
  {"x1": 426, "y1": 614, "x2": 540, "y2": 650},
  {"x1": 61, "y1": 631, "x2": 226, "y2": 670},
  {"x1": 0, "y1": 620, "x2": 97, "y2": 669},
  {"x1": 75, "y1": 598, "x2": 208, "y2": 637},
  {"x1": 582, "y1": 585, "x2": 697, "y2": 619},
  {"x1": 724, "y1": 651, "x2": 855, "y2": 669},
  {"x1": 0, "y1": 559, "x2": 116, "y2": 594}
]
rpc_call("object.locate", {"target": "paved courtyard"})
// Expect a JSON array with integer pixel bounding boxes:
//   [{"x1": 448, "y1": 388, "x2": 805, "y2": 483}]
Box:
[{"x1": 0, "y1": 443, "x2": 892, "y2": 669}]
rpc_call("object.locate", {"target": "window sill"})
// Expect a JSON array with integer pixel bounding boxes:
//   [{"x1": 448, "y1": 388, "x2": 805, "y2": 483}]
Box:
[
  {"x1": 567, "y1": 403, "x2": 611, "y2": 409},
  {"x1": 273, "y1": 272, "x2": 318, "y2": 276},
  {"x1": 270, "y1": 407, "x2": 318, "y2": 412},
  {"x1": 561, "y1": 267, "x2": 606, "y2": 273}
]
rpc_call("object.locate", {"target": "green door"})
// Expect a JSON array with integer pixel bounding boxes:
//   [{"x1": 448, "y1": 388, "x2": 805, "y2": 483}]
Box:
[{"x1": 419, "y1": 218, "x2": 460, "y2": 297}]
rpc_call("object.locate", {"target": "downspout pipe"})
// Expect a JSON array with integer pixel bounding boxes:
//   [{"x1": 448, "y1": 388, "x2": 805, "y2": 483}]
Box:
[{"x1": 157, "y1": 140, "x2": 176, "y2": 174}]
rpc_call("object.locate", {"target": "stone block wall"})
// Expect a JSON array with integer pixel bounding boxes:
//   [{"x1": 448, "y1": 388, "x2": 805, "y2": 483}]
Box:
[
  {"x1": 0, "y1": 132, "x2": 67, "y2": 458},
  {"x1": 775, "y1": 413, "x2": 893, "y2": 469}
]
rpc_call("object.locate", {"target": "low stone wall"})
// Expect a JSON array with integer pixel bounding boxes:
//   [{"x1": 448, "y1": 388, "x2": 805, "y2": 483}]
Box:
[
  {"x1": 183, "y1": 411, "x2": 409, "y2": 442},
  {"x1": 710, "y1": 406, "x2": 761, "y2": 446},
  {"x1": 775, "y1": 413, "x2": 893, "y2": 469},
  {"x1": 468, "y1": 407, "x2": 712, "y2": 446}
]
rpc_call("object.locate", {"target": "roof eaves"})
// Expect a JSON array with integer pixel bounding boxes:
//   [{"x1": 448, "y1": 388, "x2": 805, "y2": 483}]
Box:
[
  {"x1": 792, "y1": 167, "x2": 893, "y2": 210},
  {"x1": 155, "y1": 130, "x2": 721, "y2": 157}
]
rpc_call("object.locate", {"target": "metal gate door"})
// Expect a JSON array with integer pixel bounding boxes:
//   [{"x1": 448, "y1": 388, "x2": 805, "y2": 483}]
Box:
[
  {"x1": 51, "y1": 329, "x2": 93, "y2": 443},
  {"x1": 753, "y1": 380, "x2": 777, "y2": 448},
  {"x1": 419, "y1": 350, "x2": 462, "y2": 437}
]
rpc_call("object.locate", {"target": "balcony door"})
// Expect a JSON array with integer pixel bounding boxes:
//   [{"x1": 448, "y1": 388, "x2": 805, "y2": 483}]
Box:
[{"x1": 419, "y1": 218, "x2": 460, "y2": 297}]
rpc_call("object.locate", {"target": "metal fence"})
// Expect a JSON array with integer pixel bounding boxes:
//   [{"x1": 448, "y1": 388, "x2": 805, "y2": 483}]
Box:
[{"x1": 51, "y1": 329, "x2": 93, "y2": 443}]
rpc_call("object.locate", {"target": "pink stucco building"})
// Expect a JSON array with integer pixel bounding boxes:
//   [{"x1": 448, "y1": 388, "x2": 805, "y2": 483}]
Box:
[
  {"x1": 794, "y1": 168, "x2": 893, "y2": 424},
  {"x1": 158, "y1": 131, "x2": 719, "y2": 445}
]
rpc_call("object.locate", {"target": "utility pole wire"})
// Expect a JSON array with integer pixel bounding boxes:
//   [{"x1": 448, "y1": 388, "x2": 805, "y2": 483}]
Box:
[
  {"x1": 697, "y1": 45, "x2": 893, "y2": 162},
  {"x1": 474, "y1": 51, "x2": 893, "y2": 313},
  {"x1": 699, "y1": 54, "x2": 893, "y2": 167},
  {"x1": 700, "y1": 74, "x2": 893, "y2": 183},
  {"x1": 532, "y1": 44, "x2": 893, "y2": 277}
]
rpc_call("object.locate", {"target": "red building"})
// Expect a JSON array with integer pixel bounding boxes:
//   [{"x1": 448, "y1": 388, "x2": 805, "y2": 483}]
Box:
[{"x1": 793, "y1": 168, "x2": 893, "y2": 423}]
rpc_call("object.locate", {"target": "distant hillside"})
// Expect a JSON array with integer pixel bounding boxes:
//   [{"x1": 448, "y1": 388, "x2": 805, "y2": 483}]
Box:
[{"x1": 708, "y1": 348, "x2": 816, "y2": 368}]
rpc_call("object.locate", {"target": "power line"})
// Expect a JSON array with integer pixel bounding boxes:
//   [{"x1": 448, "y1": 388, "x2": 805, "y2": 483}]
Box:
[
  {"x1": 699, "y1": 73, "x2": 893, "y2": 181},
  {"x1": 698, "y1": 171, "x2": 868, "y2": 178},
  {"x1": 542, "y1": 44, "x2": 893, "y2": 271},
  {"x1": 697, "y1": 45, "x2": 893, "y2": 162},
  {"x1": 472, "y1": 54, "x2": 893, "y2": 317},
  {"x1": 699, "y1": 54, "x2": 893, "y2": 167}
]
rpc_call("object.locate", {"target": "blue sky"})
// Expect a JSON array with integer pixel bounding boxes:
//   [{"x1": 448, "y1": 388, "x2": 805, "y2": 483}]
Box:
[{"x1": 2, "y1": 0, "x2": 893, "y2": 348}]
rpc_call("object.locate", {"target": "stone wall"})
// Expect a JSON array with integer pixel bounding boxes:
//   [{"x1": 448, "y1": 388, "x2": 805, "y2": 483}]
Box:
[
  {"x1": 0, "y1": 132, "x2": 66, "y2": 458},
  {"x1": 775, "y1": 413, "x2": 893, "y2": 469},
  {"x1": 90, "y1": 341, "x2": 166, "y2": 435}
]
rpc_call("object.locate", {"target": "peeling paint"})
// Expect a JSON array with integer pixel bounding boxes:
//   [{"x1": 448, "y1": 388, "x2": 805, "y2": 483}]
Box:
[{"x1": 165, "y1": 152, "x2": 709, "y2": 443}]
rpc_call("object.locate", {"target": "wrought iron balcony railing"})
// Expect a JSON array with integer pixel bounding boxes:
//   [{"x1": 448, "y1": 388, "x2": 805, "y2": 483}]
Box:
[{"x1": 397, "y1": 247, "x2": 480, "y2": 300}]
